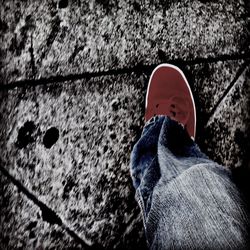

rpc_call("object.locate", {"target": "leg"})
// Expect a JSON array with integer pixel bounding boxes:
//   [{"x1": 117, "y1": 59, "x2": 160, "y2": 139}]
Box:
[
  {"x1": 131, "y1": 116, "x2": 250, "y2": 249},
  {"x1": 130, "y1": 115, "x2": 208, "y2": 218}
]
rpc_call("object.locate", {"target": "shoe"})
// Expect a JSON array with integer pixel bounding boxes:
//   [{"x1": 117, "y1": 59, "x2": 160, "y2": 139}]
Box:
[{"x1": 145, "y1": 63, "x2": 196, "y2": 139}]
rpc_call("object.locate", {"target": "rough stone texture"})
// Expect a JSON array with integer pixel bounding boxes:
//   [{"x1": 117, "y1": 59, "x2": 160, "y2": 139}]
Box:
[
  {"x1": 0, "y1": 73, "x2": 147, "y2": 249},
  {"x1": 203, "y1": 64, "x2": 250, "y2": 168},
  {"x1": 185, "y1": 59, "x2": 245, "y2": 121},
  {"x1": 1, "y1": 0, "x2": 249, "y2": 84},
  {"x1": 1, "y1": 0, "x2": 250, "y2": 248},
  {"x1": 0, "y1": 173, "x2": 82, "y2": 249}
]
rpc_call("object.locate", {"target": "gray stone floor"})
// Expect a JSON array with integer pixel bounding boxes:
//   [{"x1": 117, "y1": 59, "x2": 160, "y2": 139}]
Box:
[{"x1": 0, "y1": 0, "x2": 250, "y2": 249}]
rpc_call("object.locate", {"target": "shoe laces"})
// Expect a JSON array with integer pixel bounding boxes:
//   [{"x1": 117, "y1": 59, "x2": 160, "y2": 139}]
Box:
[{"x1": 152, "y1": 96, "x2": 190, "y2": 126}]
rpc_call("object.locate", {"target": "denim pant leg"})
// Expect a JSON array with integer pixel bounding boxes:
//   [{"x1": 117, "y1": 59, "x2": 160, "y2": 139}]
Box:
[{"x1": 130, "y1": 116, "x2": 250, "y2": 249}]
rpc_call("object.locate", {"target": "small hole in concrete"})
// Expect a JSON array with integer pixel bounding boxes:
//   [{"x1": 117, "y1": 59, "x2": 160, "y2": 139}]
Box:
[
  {"x1": 58, "y1": 0, "x2": 68, "y2": 8},
  {"x1": 43, "y1": 127, "x2": 59, "y2": 149},
  {"x1": 16, "y1": 121, "x2": 36, "y2": 149}
]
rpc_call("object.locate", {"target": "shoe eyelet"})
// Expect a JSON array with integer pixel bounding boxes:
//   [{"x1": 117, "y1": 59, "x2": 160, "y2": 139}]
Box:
[{"x1": 170, "y1": 111, "x2": 176, "y2": 117}]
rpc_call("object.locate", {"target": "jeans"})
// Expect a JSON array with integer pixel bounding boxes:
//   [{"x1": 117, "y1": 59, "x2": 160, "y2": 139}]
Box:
[{"x1": 130, "y1": 116, "x2": 250, "y2": 249}]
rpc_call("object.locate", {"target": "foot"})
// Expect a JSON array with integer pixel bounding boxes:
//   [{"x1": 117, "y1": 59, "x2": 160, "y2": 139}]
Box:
[{"x1": 145, "y1": 64, "x2": 196, "y2": 139}]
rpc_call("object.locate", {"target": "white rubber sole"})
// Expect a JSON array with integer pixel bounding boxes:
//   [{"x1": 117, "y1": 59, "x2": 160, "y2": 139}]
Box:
[{"x1": 145, "y1": 63, "x2": 197, "y2": 138}]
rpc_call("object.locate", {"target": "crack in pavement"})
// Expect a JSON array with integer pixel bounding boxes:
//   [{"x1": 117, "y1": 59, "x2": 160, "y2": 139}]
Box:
[
  {"x1": 1, "y1": 52, "x2": 250, "y2": 91},
  {"x1": 205, "y1": 59, "x2": 250, "y2": 126},
  {"x1": 0, "y1": 164, "x2": 93, "y2": 249},
  {"x1": 29, "y1": 33, "x2": 37, "y2": 78}
]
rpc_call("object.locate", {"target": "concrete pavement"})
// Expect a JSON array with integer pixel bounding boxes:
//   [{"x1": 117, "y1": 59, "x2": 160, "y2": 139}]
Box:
[{"x1": 0, "y1": 0, "x2": 250, "y2": 248}]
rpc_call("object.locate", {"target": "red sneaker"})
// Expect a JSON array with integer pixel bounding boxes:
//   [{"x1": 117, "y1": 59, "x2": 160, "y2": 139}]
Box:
[{"x1": 145, "y1": 64, "x2": 196, "y2": 139}]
